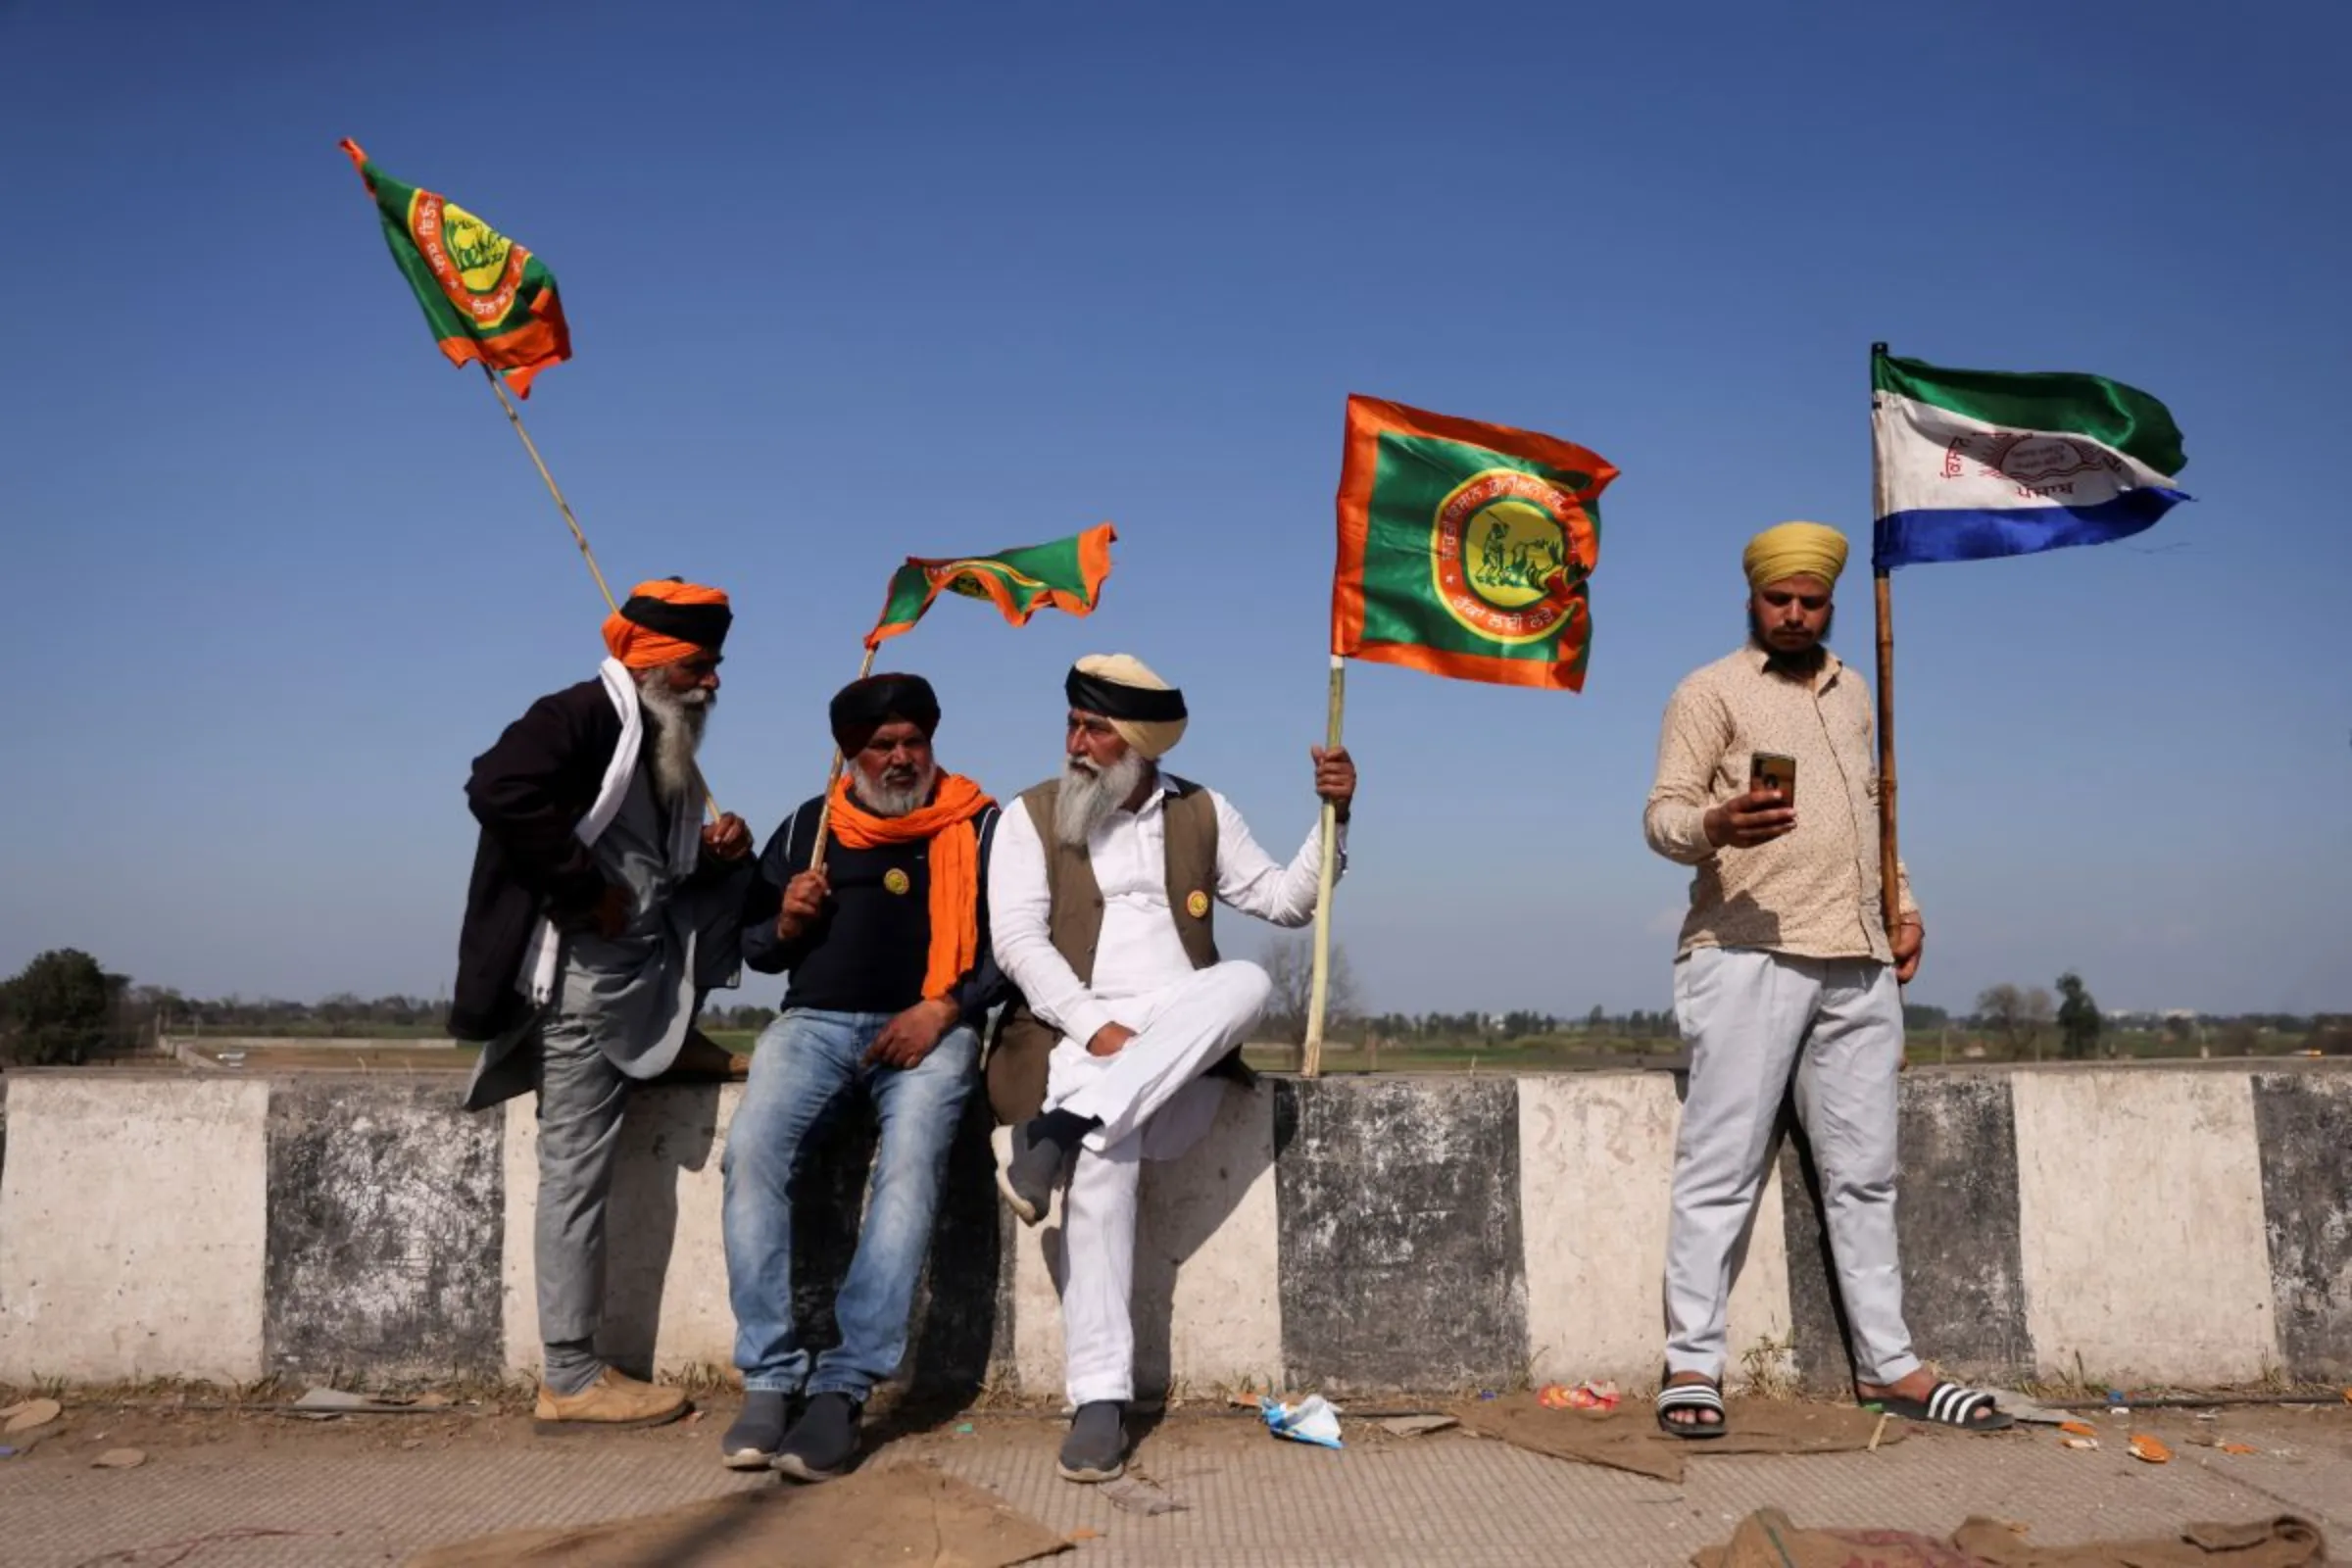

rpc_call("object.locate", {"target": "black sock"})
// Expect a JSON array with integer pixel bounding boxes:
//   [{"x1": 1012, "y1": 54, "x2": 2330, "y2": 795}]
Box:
[{"x1": 1029, "y1": 1107, "x2": 1101, "y2": 1152}]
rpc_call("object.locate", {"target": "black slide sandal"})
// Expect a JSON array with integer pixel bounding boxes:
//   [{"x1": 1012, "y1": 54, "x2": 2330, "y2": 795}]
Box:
[
  {"x1": 1655, "y1": 1376, "x2": 1729, "y2": 1440},
  {"x1": 1869, "y1": 1381, "x2": 2013, "y2": 1432}
]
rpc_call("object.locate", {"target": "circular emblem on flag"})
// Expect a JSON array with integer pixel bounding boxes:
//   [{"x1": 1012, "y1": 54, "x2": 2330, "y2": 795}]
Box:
[
  {"x1": 1430, "y1": 468, "x2": 1598, "y2": 645},
  {"x1": 410, "y1": 193, "x2": 528, "y2": 325},
  {"x1": 883, "y1": 868, "x2": 911, "y2": 896},
  {"x1": 1185, "y1": 890, "x2": 1210, "y2": 919}
]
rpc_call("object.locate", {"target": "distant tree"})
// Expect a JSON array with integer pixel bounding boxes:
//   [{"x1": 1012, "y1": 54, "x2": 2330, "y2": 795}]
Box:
[
  {"x1": 1976, "y1": 983, "x2": 2056, "y2": 1061},
  {"x1": 1902, "y1": 1003, "x2": 1948, "y2": 1031},
  {"x1": 2054, "y1": 973, "x2": 2101, "y2": 1060},
  {"x1": 1260, "y1": 935, "x2": 1357, "y2": 1055},
  {"x1": 0, "y1": 949, "x2": 127, "y2": 1066}
]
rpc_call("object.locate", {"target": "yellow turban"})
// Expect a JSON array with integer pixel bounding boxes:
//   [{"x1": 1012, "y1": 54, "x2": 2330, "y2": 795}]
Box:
[
  {"x1": 1067, "y1": 653, "x2": 1189, "y2": 760},
  {"x1": 1742, "y1": 522, "x2": 1850, "y2": 591}
]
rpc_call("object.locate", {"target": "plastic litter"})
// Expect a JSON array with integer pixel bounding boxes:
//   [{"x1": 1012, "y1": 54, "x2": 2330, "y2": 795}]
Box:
[
  {"x1": 1259, "y1": 1394, "x2": 1344, "y2": 1449},
  {"x1": 1538, "y1": 1380, "x2": 1621, "y2": 1412},
  {"x1": 2128, "y1": 1434, "x2": 2172, "y2": 1464}
]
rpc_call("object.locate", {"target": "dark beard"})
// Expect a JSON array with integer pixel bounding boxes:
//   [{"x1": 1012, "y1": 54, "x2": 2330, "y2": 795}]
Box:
[{"x1": 1748, "y1": 605, "x2": 1833, "y2": 678}]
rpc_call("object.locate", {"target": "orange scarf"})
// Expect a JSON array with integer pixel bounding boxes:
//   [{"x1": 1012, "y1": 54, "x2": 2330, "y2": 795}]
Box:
[{"x1": 826, "y1": 772, "x2": 996, "y2": 1001}]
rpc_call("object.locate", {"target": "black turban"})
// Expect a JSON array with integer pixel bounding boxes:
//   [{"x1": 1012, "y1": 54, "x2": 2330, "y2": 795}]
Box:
[{"x1": 830, "y1": 673, "x2": 942, "y2": 751}]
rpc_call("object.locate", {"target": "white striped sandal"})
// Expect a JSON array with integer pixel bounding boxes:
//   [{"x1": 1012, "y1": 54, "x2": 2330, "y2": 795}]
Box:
[
  {"x1": 1654, "y1": 1375, "x2": 1729, "y2": 1440},
  {"x1": 1871, "y1": 1381, "x2": 2014, "y2": 1432}
]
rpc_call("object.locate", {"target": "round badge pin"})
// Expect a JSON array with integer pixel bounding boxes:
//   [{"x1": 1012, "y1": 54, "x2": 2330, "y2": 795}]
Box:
[
  {"x1": 883, "y1": 868, "x2": 911, "y2": 896},
  {"x1": 1185, "y1": 890, "x2": 1210, "y2": 919}
]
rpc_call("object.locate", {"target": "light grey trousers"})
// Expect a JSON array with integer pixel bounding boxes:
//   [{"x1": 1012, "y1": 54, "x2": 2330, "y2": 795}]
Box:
[
  {"x1": 1664, "y1": 946, "x2": 1922, "y2": 1387},
  {"x1": 533, "y1": 1009, "x2": 631, "y2": 1352}
]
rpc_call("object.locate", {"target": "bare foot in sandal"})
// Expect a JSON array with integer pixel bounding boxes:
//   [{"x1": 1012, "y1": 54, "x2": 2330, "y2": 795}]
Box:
[{"x1": 1657, "y1": 1370, "x2": 1727, "y2": 1437}]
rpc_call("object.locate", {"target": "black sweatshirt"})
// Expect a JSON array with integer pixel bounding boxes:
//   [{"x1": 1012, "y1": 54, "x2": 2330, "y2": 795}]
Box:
[{"x1": 740, "y1": 793, "x2": 1006, "y2": 1023}]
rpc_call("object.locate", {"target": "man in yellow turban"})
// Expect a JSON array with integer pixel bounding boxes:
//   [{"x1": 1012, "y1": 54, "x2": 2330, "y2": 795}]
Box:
[
  {"x1": 1641, "y1": 526, "x2": 2009, "y2": 1439},
  {"x1": 984, "y1": 654, "x2": 1357, "y2": 1484},
  {"x1": 450, "y1": 577, "x2": 754, "y2": 1431}
]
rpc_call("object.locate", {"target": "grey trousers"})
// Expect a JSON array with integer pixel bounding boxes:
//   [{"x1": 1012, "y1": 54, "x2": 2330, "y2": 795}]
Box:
[
  {"x1": 533, "y1": 1009, "x2": 632, "y2": 1349},
  {"x1": 1664, "y1": 946, "x2": 1922, "y2": 1386}
]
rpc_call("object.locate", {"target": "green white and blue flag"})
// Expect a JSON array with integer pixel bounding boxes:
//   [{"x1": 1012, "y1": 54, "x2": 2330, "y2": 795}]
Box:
[{"x1": 1872, "y1": 351, "x2": 2188, "y2": 570}]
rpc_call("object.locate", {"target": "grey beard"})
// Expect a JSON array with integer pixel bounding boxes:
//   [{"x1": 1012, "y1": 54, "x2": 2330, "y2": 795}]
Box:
[
  {"x1": 850, "y1": 761, "x2": 938, "y2": 818},
  {"x1": 1055, "y1": 751, "x2": 1148, "y2": 847},
  {"x1": 636, "y1": 674, "x2": 710, "y2": 805}
]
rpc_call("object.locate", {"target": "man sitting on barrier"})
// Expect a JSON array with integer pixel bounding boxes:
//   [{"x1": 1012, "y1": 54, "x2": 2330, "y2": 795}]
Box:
[
  {"x1": 986, "y1": 653, "x2": 1355, "y2": 1483},
  {"x1": 720, "y1": 674, "x2": 1003, "y2": 1481},
  {"x1": 450, "y1": 578, "x2": 754, "y2": 1432}
]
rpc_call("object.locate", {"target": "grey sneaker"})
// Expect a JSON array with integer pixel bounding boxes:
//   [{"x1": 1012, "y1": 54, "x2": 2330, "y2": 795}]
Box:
[
  {"x1": 1057, "y1": 1399, "x2": 1127, "y2": 1483},
  {"x1": 992, "y1": 1121, "x2": 1062, "y2": 1226},
  {"x1": 719, "y1": 1391, "x2": 793, "y2": 1470},
  {"x1": 773, "y1": 1392, "x2": 862, "y2": 1483}
]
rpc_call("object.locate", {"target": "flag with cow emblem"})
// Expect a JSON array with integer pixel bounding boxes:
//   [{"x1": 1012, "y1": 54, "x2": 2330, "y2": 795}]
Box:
[
  {"x1": 339, "y1": 139, "x2": 572, "y2": 397},
  {"x1": 1332, "y1": 395, "x2": 1619, "y2": 690},
  {"x1": 865, "y1": 524, "x2": 1117, "y2": 649}
]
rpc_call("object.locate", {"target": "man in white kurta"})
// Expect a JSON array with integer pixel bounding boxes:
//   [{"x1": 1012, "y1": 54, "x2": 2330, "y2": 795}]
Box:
[{"x1": 987, "y1": 653, "x2": 1356, "y2": 1482}]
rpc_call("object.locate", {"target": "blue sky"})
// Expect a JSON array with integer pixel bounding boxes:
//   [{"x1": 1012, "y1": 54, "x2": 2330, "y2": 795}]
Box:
[{"x1": 1, "y1": 1, "x2": 2344, "y2": 1017}]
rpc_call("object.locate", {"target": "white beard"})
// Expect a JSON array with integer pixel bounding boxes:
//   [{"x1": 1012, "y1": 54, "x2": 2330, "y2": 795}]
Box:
[
  {"x1": 1054, "y1": 751, "x2": 1148, "y2": 848},
  {"x1": 636, "y1": 673, "x2": 710, "y2": 806},
  {"x1": 850, "y1": 760, "x2": 938, "y2": 818}
]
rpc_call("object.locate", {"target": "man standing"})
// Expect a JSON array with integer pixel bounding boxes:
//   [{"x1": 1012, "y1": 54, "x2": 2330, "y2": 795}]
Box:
[
  {"x1": 1642, "y1": 523, "x2": 2007, "y2": 1436},
  {"x1": 451, "y1": 578, "x2": 755, "y2": 1432},
  {"x1": 720, "y1": 674, "x2": 1002, "y2": 1480},
  {"x1": 987, "y1": 654, "x2": 1356, "y2": 1482}
]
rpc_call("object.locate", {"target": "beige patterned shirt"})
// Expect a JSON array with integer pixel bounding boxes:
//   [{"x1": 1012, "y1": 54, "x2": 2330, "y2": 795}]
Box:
[{"x1": 1643, "y1": 646, "x2": 1918, "y2": 963}]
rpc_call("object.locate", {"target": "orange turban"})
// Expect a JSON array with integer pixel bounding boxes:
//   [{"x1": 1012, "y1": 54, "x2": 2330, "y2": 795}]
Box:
[{"x1": 602, "y1": 579, "x2": 732, "y2": 670}]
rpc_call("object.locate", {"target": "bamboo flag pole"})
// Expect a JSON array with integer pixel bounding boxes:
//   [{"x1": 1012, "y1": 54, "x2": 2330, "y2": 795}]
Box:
[
  {"x1": 478, "y1": 363, "x2": 723, "y2": 822},
  {"x1": 806, "y1": 645, "x2": 881, "y2": 876},
  {"x1": 1300, "y1": 655, "x2": 1348, "y2": 1078},
  {"x1": 1870, "y1": 342, "x2": 1902, "y2": 954},
  {"x1": 480, "y1": 364, "x2": 618, "y2": 613}
]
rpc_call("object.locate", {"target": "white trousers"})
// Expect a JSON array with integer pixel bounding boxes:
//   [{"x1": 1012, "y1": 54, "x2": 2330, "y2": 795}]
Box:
[
  {"x1": 1664, "y1": 946, "x2": 1922, "y2": 1387},
  {"x1": 1047, "y1": 960, "x2": 1272, "y2": 1405}
]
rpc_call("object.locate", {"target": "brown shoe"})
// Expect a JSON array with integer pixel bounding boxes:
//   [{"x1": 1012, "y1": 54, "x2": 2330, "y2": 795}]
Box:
[{"x1": 533, "y1": 1367, "x2": 692, "y2": 1434}]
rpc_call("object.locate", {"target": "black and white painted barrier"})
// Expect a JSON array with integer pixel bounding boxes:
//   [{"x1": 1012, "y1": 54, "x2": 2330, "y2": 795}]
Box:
[{"x1": 2, "y1": 1064, "x2": 2347, "y2": 1395}]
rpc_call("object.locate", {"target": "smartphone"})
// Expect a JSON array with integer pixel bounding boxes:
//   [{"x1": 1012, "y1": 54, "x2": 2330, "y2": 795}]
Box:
[{"x1": 1749, "y1": 751, "x2": 1796, "y2": 804}]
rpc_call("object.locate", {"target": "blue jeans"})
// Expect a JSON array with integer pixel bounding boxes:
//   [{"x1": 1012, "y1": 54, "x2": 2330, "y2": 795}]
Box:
[{"x1": 721, "y1": 1008, "x2": 977, "y2": 1398}]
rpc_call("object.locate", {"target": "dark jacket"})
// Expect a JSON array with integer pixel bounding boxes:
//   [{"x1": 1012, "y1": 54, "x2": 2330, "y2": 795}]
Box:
[
  {"x1": 740, "y1": 793, "x2": 1009, "y2": 1025},
  {"x1": 450, "y1": 679, "x2": 625, "y2": 1041}
]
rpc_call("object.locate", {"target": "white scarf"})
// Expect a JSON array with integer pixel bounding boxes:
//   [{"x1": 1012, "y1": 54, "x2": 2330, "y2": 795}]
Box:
[{"x1": 518, "y1": 659, "x2": 703, "y2": 1004}]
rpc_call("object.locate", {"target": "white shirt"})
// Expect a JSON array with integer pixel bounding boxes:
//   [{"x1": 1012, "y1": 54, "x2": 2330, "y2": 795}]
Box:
[{"x1": 989, "y1": 777, "x2": 1348, "y2": 1049}]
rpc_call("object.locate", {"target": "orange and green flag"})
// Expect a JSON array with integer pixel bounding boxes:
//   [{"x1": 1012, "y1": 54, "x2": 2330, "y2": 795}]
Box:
[
  {"x1": 339, "y1": 140, "x2": 572, "y2": 397},
  {"x1": 1332, "y1": 395, "x2": 1619, "y2": 691},
  {"x1": 866, "y1": 524, "x2": 1117, "y2": 649}
]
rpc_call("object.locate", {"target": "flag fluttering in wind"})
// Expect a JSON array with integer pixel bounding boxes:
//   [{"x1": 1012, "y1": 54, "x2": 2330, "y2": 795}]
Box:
[
  {"x1": 340, "y1": 139, "x2": 572, "y2": 397},
  {"x1": 1332, "y1": 395, "x2": 1619, "y2": 691},
  {"x1": 1872, "y1": 351, "x2": 2187, "y2": 570},
  {"x1": 865, "y1": 524, "x2": 1117, "y2": 649}
]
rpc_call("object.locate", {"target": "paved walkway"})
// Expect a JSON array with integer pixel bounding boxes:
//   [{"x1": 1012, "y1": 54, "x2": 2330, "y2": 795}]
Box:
[{"x1": 4, "y1": 1398, "x2": 2346, "y2": 1566}]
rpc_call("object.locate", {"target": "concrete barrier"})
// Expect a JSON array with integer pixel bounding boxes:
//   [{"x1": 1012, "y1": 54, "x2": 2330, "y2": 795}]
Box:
[{"x1": 3, "y1": 1063, "x2": 2346, "y2": 1395}]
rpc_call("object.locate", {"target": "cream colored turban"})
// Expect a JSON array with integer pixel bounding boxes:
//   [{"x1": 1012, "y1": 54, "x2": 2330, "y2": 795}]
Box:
[
  {"x1": 1066, "y1": 653, "x2": 1189, "y2": 760},
  {"x1": 1742, "y1": 522, "x2": 1850, "y2": 590}
]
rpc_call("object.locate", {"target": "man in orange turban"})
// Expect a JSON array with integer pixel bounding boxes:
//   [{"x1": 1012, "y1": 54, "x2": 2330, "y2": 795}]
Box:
[
  {"x1": 450, "y1": 577, "x2": 754, "y2": 1432},
  {"x1": 718, "y1": 673, "x2": 1003, "y2": 1481}
]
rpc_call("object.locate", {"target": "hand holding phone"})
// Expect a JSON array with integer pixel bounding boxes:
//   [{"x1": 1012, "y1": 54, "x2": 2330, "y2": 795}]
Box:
[{"x1": 1706, "y1": 752, "x2": 1798, "y2": 850}]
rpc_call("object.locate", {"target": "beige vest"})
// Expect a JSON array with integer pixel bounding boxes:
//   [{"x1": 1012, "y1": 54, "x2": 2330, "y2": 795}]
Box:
[{"x1": 985, "y1": 775, "x2": 1221, "y2": 1124}]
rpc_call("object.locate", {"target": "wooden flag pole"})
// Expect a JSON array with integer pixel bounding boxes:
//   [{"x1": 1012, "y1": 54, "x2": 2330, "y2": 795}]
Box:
[
  {"x1": 1300, "y1": 655, "x2": 1348, "y2": 1078},
  {"x1": 479, "y1": 363, "x2": 723, "y2": 822},
  {"x1": 480, "y1": 364, "x2": 618, "y2": 613},
  {"x1": 1870, "y1": 342, "x2": 1901, "y2": 953},
  {"x1": 807, "y1": 644, "x2": 880, "y2": 876}
]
